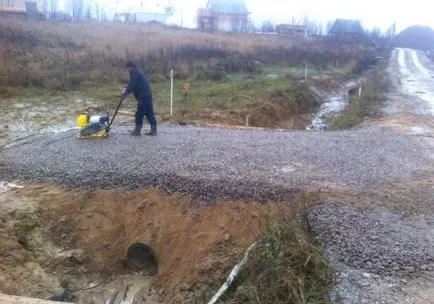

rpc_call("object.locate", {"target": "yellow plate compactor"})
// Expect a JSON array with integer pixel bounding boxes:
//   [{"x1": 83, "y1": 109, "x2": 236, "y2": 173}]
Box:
[{"x1": 76, "y1": 96, "x2": 125, "y2": 139}]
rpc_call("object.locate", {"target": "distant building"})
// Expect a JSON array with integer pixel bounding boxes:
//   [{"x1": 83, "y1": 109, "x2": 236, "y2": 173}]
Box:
[
  {"x1": 329, "y1": 19, "x2": 365, "y2": 42},
  {"x1": 198, "y1": 0, "x2": 249, "y2": 32},
  {"x1": 0, "y1": 0, "x2": 44, "y2": 18},
  {"x1": 136, "y1": 12, "x2": 168, "y2": 24},
  {"x1": 276, "y1": 24, "x2": 308, "y2": 38},
  {"x1": 114, "y1": 12, "x2": 168, "y2": 24},
  {"x1": 113, "y1": 0, "x2": 172, "y2": 24},
  {"x1": 114, "y1": 13, "x2": 136, "y2": 23}
]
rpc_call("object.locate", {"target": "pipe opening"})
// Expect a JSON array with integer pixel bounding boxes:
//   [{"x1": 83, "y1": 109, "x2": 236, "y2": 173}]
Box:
[{"x1": 126, "y1": 243, "x2": 158, "y2": 275}]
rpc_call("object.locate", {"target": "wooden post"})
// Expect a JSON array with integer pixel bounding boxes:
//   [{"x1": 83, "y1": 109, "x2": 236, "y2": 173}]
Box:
[
  {"x1": 170, "y1": 69, "x2": 174, "y2": 117},
  {"x1": 359, "y1": 87, "x2": 362, "y2": 97},
  {"x1": 245, "y1": 115, "x2": 250, "y2": 127},
  {"x1": 305, "y1": 63, "x2": 308, "y2": 79}
]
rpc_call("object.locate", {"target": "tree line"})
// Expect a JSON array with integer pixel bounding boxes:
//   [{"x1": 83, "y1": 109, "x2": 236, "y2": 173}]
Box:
[
  {"x1": 260, "y1": 17, "x2": 385, "y2": 39},
  {"x1": 42, "y1": 0, "x2": 107, "y2": 21}
]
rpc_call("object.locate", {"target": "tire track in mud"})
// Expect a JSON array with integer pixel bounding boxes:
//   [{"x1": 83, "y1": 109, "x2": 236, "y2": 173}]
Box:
[{"x1": 398, "y1": 48, "x2": 434, "y2": 115}]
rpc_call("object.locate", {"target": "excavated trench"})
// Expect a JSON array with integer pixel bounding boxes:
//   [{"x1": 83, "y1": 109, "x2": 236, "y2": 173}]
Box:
[{"x1": 0, "y1": 183, "x2": 302, "y2": 303}]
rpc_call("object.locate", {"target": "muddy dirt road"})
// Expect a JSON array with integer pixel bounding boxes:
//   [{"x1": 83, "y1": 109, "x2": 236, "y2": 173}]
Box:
[
  {"x1": 377, "y1": 48, "x2": 434, "y2": 136},
  {"x1": 317, "y1": 48, "x2": 434, "y2": 304},
  {"x1": 391, "y1": 48, "x2": 434, "y2": 115}
]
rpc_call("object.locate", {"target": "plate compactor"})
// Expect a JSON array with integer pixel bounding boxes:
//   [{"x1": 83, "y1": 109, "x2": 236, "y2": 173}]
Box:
[{"x1": 76, "y1": 96, "x2": 125, "y2": 139}]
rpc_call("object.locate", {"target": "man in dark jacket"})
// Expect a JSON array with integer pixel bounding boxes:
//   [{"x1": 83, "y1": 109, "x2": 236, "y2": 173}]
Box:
[{"x1": 122, "y1": 61, "x2": 157, "y2": 136}]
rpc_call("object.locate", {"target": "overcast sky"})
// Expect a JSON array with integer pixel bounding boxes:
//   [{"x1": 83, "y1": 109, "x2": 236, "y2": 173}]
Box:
[{"x1": 96, "y1": 0, "x2": 432, "y2": 32}]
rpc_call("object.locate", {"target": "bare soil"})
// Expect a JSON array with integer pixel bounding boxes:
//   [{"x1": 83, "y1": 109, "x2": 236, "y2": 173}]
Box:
[{"x1": 0, "y1": 183, "x2": 305, "y2": 303}]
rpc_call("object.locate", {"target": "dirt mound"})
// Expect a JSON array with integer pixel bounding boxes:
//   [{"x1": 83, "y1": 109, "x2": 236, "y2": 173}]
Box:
[
  {"x1": 395, "y1": 26, "x2": 434, "y2": 50},
  {"x1": 1, "y1": 184, "x2": 303, "y2": 303}
]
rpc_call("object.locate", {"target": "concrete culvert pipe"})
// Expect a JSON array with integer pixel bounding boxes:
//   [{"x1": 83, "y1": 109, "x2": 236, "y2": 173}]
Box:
[{"x1": 125, "y1": 243, "x2": 158, "y2": 275}]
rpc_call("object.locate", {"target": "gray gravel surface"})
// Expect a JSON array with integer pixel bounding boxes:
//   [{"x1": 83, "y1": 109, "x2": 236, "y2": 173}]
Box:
[
  {"x1": 0, "y1": 125, "x2": 430, "y2": 201},
  {"x1": 308, "y1": 203, "x2": 434, "y2": 276},
  {"x1": 329, "y1": 265, "x2": 434, "y2": 304}
]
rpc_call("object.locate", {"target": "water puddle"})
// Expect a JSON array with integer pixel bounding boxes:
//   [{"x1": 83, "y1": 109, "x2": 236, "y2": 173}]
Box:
[
  {"x1": 124, "y1": 277, "x2": 153, "y2": 304},
  {"x1": 0, "y1": 181, "x2": 23, "y2": 190},
  {"x1": 103, "y1": 276, "x2": 157, "y2": 304},
  {"x1": 408, "y1": 126, "x2": 425, "y2": 135},
  {"x1": 0, "y1": 96, "x2": 96, "y2": 145}
]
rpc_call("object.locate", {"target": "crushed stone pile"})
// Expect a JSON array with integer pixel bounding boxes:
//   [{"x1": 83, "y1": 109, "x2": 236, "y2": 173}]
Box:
[{"x1": 308, "y1": 203, "x2": 434, "y2": 276}]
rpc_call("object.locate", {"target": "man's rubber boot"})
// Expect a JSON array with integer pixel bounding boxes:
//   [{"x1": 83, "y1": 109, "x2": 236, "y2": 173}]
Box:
[
  {"x1": 145, "y1": 124, "x2": 157, "y2": 136},
  {"x1": 129, "y1": 125, "x2": 142, "y2": 136}
]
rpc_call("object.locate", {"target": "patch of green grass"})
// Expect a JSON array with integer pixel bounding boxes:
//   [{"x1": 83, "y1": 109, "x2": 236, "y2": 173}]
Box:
[
  {"x1": 0, "y1": 86, "x2": 46, "y2": 99},
  {"x1": 322, "y1": 68, "x2": 351, "y2": 77},
  {"x1": 328, "y1": 66, "x2": 389, "y2": 131},
  {"x1": 223, "y1": 216, "x2": 333, "y2": 304},
  {"x1": 81, "y1": 75, "x2": 318, "y2": 127},
  {"x1": 0, "y1": 86, "x2": 24, "y2": 98},
  {"x1": 152, "y1": 77, "x2": 293, "y2": 113}
]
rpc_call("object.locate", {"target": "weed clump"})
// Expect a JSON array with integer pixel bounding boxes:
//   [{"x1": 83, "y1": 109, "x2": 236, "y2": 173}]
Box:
[
  {"x1": 224, "y1": 217, "x2": 333, "y2": 304},
  {"x1": 328, "y1": 64, "x2": 389, "y2": 130}
]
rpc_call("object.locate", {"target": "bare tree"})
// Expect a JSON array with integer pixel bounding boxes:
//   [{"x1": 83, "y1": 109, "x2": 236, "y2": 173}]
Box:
[
  {"x1": 366, "y1": 27, "x2": 383, "y2": 42},
  {"x1": 300, "y1": 16, "x2": 323, "y2": 36},
  {"x1": 246, "y1": 19, "x2": 257, "y2": 33},
  {"x1": 94, "y1": 1, "x2": 101, "y2": 21},
  {"x1": 100, "y1": 6, "x2": 107, "y2": 22},
  {"x1": 70, "y1": 0, "x2": 85, "y2": 20},
  {"x1": 326, "y1": 21, "x2": 335, "y2": 35},
  {"x1": 261, "y1": 21, "x2": 275, "y2": 33},
  {"x1": 43, "y1": 0, "x2": 49, "y2": 15},
  {"x1": 84, "y1": 0, "x2": 93, "y2": 20},
  {"x1": 50, "y1": 0, "x2": 58, "y2": 13}
]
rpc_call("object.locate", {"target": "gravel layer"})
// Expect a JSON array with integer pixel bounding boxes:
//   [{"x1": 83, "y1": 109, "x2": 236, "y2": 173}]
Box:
[
  {"x1": 0, "y1": 125, "x2": 430, "y2": 201},
  {"x1": 308, "y1": 203, "x2": 434, "y2": 276}
]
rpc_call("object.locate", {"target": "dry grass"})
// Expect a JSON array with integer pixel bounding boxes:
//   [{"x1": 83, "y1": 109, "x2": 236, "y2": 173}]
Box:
[
  {"x1": 222, "y1": 216, "x2": 333, "y2": 304},
  {"x1": 0, "y1": 19, "x2": 375, "y2": 90}
]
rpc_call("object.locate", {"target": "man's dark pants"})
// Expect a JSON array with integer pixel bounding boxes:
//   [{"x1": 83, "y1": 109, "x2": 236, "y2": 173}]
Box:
[{"x1": 135, "y1": 95, "x2": 157, "y2": 127}]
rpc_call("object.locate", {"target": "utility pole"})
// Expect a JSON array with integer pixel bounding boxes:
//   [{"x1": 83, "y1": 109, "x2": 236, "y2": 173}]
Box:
[{"x1": 383, "y1": 22, "x2": 397, "y2": 47}]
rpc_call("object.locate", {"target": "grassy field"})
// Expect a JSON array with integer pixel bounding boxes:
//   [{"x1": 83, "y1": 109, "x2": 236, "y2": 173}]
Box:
[{"x1": 0, "y1": 18, "x2": 379, "y2": 128}]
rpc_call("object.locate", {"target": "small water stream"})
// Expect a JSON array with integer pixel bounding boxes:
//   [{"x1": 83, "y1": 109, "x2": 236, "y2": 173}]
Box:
[{"x1": 306, "y1": 80, "x2": 363, "y2": 131}]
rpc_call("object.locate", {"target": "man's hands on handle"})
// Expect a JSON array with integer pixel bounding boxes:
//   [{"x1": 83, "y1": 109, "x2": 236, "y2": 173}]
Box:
[{"x1": 120, "y1": 86, "x2": 128, "y2": 98}]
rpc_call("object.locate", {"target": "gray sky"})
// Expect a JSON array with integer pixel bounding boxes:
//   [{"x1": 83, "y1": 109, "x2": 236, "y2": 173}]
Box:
[{"x1": 98, "y1": 0, "x2": 431, "y2": 32}]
